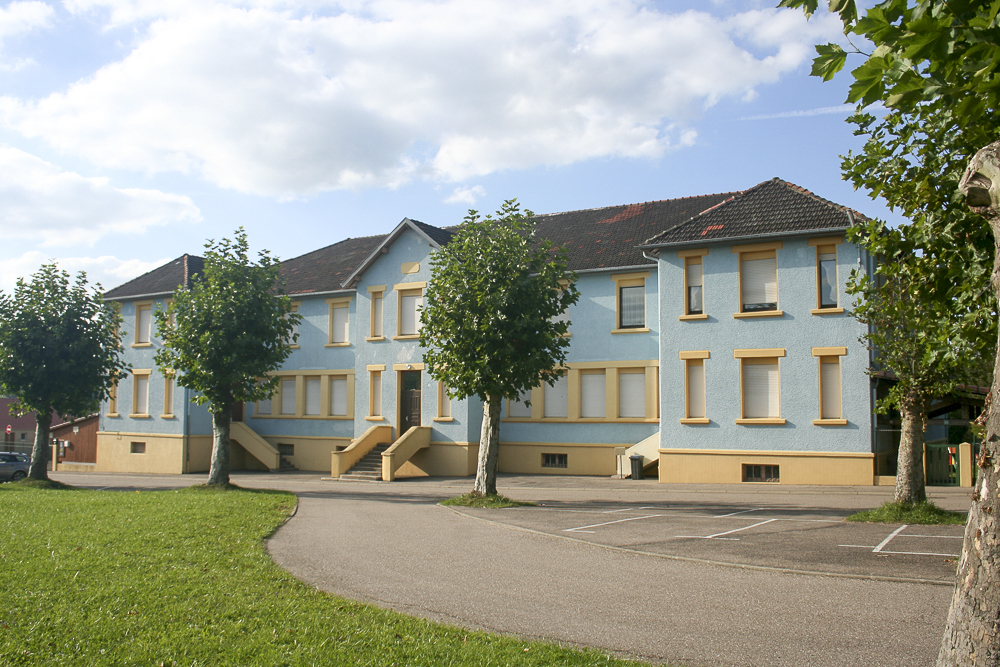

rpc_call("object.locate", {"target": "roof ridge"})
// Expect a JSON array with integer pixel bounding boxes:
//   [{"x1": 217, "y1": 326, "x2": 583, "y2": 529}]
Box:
[{"x1": 532, "y1": 191, "x2": 742, "y2": 219}]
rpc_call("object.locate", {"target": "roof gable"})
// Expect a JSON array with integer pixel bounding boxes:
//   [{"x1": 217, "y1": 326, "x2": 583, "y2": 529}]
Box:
[
  {"x1": 340, "y1": 218, "x2": 453, "y2": 289},
  {"x1": 641, "y1": 178, "x2": 863, "y2": 248}
]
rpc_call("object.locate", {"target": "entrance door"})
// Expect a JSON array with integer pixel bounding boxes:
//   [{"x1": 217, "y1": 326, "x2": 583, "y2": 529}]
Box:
[{"x1": 400, "y1": 371, "x2": 421, "y2": 435}]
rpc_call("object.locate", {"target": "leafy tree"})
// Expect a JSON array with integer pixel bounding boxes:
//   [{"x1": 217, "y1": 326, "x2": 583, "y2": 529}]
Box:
[
  {"x1": 420, "y1": 200, "x2": 580, "y2": 495},
  {"x1": 0, "y1": 264, "x2": 127, "y2": 480},
  {"x1": 782, "y1": 1, "x2": 1000, "y2": 662},
  {"x1": 154, "y1": 229, "x2": 299, "y2": 486}
]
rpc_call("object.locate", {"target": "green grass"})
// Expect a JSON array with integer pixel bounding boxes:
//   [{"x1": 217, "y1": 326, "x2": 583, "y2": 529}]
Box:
[
  {"x1": 440, "y1": 492, "x2": 535, "y2": 508},
  {"x1": 846, "y1": 500, "x2": 968, "y2": 525},
  {"x1": 0, "y1": 483, "x2": 640, "y2": 666}
]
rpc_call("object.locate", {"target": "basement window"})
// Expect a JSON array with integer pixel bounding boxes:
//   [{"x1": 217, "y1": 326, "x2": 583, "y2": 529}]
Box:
[
  {"x1": 743, "y1": 464, "x2": 779, "y2": 483},
  {"x1": 542, "y1": 453, "x2": 568, "y2": 469},
  {"x1": 278, "y1": 444, "x2": 294, "y2": 457},
  {"x1": 130, "y1": 442, "x2": 146, "y2": 454}
]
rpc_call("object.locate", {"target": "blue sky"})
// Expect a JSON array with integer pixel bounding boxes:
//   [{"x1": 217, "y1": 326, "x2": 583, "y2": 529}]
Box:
[{"x1": 0, "y1": 0, "x2": 900, "y2": 293}]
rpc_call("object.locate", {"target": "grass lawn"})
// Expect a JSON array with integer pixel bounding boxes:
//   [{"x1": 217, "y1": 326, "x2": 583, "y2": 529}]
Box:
[
  {"x1": 0, "y1": 482, "x2": 645, "y2": 667},
  {"x1": 846, "y1": 500, "x2": 967, "y2": 525},
  {"x1": 440, "y1": 493, "x2": 534, "y2": 509}
]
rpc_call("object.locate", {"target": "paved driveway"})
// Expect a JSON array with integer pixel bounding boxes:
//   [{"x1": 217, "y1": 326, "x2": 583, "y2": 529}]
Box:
[{"x1": 53, "y1": 471, "x2": 969, "y2": 667}]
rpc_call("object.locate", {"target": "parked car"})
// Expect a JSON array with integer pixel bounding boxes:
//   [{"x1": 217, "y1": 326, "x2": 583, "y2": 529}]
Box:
[{"x1": 0, "y1": 452, "x2": 29, "y2": 481}]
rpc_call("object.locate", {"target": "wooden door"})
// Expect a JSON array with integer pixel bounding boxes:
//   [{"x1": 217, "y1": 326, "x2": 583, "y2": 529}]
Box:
[{"x1": 400, "y1": 371, "x2": 421, "y2": 435}]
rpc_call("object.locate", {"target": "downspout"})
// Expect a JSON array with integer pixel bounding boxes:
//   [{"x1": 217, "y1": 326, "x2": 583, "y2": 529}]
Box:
[{"x1": 183, "y1": 386, "x2": 190, "y2": 473}]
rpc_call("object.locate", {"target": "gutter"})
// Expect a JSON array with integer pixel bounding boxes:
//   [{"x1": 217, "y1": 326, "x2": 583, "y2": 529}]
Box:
[
  {"x1": 638, "y1": 227, "x2": 850, "y2": 252},
  {"x1": 103, "y1": 290, "x2": 177, "y2": 302}
]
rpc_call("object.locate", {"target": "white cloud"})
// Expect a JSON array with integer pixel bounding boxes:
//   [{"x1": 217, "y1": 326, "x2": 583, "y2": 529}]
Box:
[
  {"x1": 1, "y1": 0, "x2": 844, "y2": 196},
  {"x1": 0, "y1": 1, "x2": 53, "y2": 70},
  {"x1": 0, "y1": 146, "x2": 201, "y2": 247},
  {"x1": 740, "y1": 104, "x2": 855, "y2": 120},
  {"x1": 0, "y1": 251, "x2": 171, "y2": 295},
  {"x1": 444, "y1": 185, "x2": 485, "y2": 205}
]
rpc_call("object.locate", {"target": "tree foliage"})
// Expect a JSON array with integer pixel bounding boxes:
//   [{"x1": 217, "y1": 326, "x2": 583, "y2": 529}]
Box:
[
  {"x1": 0, "y1": 264, "x2": 127, "y2": 479},
  {"x1": 154, "y1": 229, "x2": 299, "y2": 485},
  {"x1": 420, "y1": 200, "x2": 580, "y2": 494}
]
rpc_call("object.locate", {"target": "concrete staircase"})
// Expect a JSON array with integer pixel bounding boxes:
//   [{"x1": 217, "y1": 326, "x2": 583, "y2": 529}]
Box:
[
  {"x1": 279, "y1": 455, "x2": 298, "y2": 471},
  {"x1": 339, "y1": 443, "x2": 391, "y2": 481}
]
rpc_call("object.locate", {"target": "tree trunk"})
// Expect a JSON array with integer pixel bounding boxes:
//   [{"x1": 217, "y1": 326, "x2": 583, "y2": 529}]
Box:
[
  {"x1": 937, "y1": 141, "x2": 1000, "y2": 665},
  {"x1": 473, "y1": 395, "x2": 501, "y2": 496},
  {"x1": 27, "y1": 411, "x2": 51, "y2": 480},
  {"x1": 895, "y1": 389, "x2": 927, "y2": 504},
  {"x1": 207, "y1": 406, "x2": 232, "y2": 486}
]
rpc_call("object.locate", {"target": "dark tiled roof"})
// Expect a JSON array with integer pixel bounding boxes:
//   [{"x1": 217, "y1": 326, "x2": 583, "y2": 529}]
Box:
[
  {"x1": 531, "y1": 193, "x2": 739, "y2": 271},
  {"x1": 280, "y1": 235, "x2": 386, "y2": 295},
  {"x1": 410, "y1": 219, "x2": 455, "y2": 246},
  {"x1": 104, "y1": 254, "x2": 204, "y2": 300},
  {"x1": 0, "y1": 398, "x2": 60, "y2": 430},
  {"x1": 642, "y1": 178, "x2": 863, "y2": 248}
]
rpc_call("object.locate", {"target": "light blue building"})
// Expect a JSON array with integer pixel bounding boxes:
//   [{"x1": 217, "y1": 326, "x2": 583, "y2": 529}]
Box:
[{"x1": 97, "y1": 179, "x2": 882, "y2": 484}]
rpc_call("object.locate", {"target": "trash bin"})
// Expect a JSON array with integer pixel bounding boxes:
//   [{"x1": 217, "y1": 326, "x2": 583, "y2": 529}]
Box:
[{"x1": 629, "y1": 454, "x2": 644, "y2": 480}]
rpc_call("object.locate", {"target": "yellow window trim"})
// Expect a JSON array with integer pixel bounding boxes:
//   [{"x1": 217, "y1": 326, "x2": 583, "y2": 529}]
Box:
[
  {"x1": 325, "y1": 342, "x2": 351, "y2": 348},
  {"x1": 731, "y1": 241, "x2": 783, "y2": 253},
  {"x1": 393, "y1": 281, "x2": 428, "y2": 291},
  {"x1": 611, "y1": 327, "x2": 651, "y2": 334},
  {"x1": 808, "y1": 236, "x2": 844, "y2": 246},
  {"x1": 366, "y1": 364, "x2": 386, "y2": 371},
  {"x1": 680, "y1": 418, "x2": 710, "y2": 425},
  {"x1": 325, "y1": 296, "x2": 351, "y2": 305},
  {"x1": 814, "y1": 419, "x2": 848, "y2": 426},
  {"x1": 566, "y1": 360, "x2": 658, "y2": 370},
  {"x1": 367, "y1": 284, "x2": 387, "y2": 293},
  {"x1": 677, "y1": 248, "x2": 709, "y2": 258},
  {"x1": 734, "y1": 349, "x2": 785, "y2": 359},
  {"x1": 679, "y1": 314, "x2": 709, "y2": 321},
  {"x1": 735, "y1": 418, "x2": 787, "y2": 425},
  {"x1": 733, "y1": 311, "x2": 784, "y2": 319},
  {"x1": 392, "y1": 362, "x2": 425, "y2": 371},
  {"x1": 609, "y1": 271, "x2": 650, "y2": 282},
  {"x1": 365, "y1": 336, "x2": 386, "y2": 342},
  {"x1": 679, "y1": 350, "x2": 710, "y2": 360},
  {"x1": 811, "y1": 307, "x2": 845, "y2": 315},
  {"x1": 392, "y1": 334, "x2": 421, "y2": 341},
  {"x1": 812, "y1": 346, "x2": 847, "y2": 357}
]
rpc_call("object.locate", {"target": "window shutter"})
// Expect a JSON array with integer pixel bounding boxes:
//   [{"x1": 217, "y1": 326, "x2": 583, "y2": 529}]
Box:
[
  {"x1": 686, "y1": 361, "x2": 705, "y2": 419},
  {"x1": 400, "y1": 294, "x2": 420, "y2": 335},
  {"x1": 580, "y1": 373, "x2": 606, "y2": 418},
  {"x1": 544, "y1": 375, "x2": 568, "y2": 418},
  {"x1": 618, "y1": 371, "x2": 646, "y2": 418},
  {"x1": 619, "y1": 285, "x2": 644, "y2": 327},
  {"x1": 821, "y1": 358, "x2": 842, "y2": 419},
  {"x1": 372, "y1": 295, "x2": 383, "y2": 336},
  {"x1": 137, "y1": 308, "x2": 151, "y2": 343},
  {"x1": 332, "y1": 307, "x2": 349, "y2": 343},
  {"x1": 371, "y1": 373, "x2": 382, "y2": 416},
  {"x1": 330, "y1": 377, "x2": 348, "y2": 416},
  {"x1": 305, "y1": 378, "x2": 321, "y2": 415},
  {"x1": 281, "y1": 378, "x2": 296, "y2": 415},
  {"x1": 136, "y1": 376, "x2": 149, "y2": 414},
  {"x1": 743, "y1": 361, "x2": 778, "y2": 418},
  {"x1": 508, "y1": 389, "x2": 532, "y2": 418},
  {"x1": 742, "y1": 257, "x2": 777, "y2": 310},
  {"x1": 257, "y1": 398, "x2": 272, "y2": 415}
]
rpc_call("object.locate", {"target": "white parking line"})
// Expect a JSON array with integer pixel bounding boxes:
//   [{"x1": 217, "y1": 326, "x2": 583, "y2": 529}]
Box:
[
  {"x1": 677, "y1": 518, "x2": 778, "y2": 540},
  {"x1": 714, "y1": 508, "x2": 767, "y2": 518},
  {"x1": 874, "y1": 525, "x2": 908, "y2": 553},
  {"x1": 563, "y1": 514, "x2": 663, "y2": 533},
  {"x1": 603, "y1": 506, "x2": 656, "y2": 514}
]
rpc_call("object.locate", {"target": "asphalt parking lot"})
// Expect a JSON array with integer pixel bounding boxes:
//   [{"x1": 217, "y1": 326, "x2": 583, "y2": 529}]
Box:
[{"x1": 453, "y1": 499, "x2": 965, "y2": 583}]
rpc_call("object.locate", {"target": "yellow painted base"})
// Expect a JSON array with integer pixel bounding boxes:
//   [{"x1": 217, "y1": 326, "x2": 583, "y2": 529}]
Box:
[
  {"x1": 658, "y1": 448, "x2": 874, "y2": 485},
  {"x1": 96, "y1": 432, "x2": 187, "y2": 474},
  {"x1": 260, "y1": 435, "x2": 352, "y2": 472},
  {"x1": 498, "y1": 442, "x2": 620, "y2": 476},
  {"x1": 55, "y1": 462, "x2": 97, "y2": 472},
  {"x1": 394, "y1": 442, "x2": 478, "y2": 478}
]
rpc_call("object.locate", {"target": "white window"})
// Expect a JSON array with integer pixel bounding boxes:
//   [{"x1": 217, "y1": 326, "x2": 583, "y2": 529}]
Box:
[
  {"x1": 685, "y1": 360, "x2": 706, "y2": 420},
  {"x1": 399, "y1": 290, "x2": 423, "y2": 336},
  {"x1": 742, "y1": 359, "x2": 779, "y2": 419},
  {"x1": 256, "y1": 396, "x2": 272, "y2": 416},
  {"x1": 162, "y1": 377, "x2": 174, "y2": 417},
  {"x1": 281, "y1": 378, "x2": 296, "y2": 415},
  {"x1": 369, "y1": 371, "x2": 382, "y2": 417},
  {"x1": 437, "y1": 382, "x2": 452, "y2": 419},
  {"x1": 371, "y1": 292, "x2": 383, "y2": 338},
  {"x1": 544, "y1": 374, "x2": 568, "y2": 418},
  {"x1": 686, "y1": 258, "x2": 703, "y2": 315},
  {"x1": 818, "y1": 247, "x2": 838, "y2": 308},
  {"x1": 618, "y1": 370, "x2": 646, "y2": 418},
  {"x1": 619, "y1": 286, "x2": 644, "y2": 328},
  {"x1": 820, "y1": 357, "x2": 842, "y2": 419},
  {"x1": 133, "y1": 374, "x2": 149, "y2": 415},
  {"x1": 330, "y1": 377, "x2": 348, "y2": 417},
  {"x1": 508, "y1": 389, "x2": 532, "y2": 418},
  {"x1": 740, "y1": 251, "x2": 778, "y2": 312},
  {"x1": 304, "y1": 377, "x2": 321, "y2": 415},
  {"x1": 135, "y1": 304, "x2": 152, "y2": 345},
  {"x1": 580, "y1": 371, "x2": 606, "y2": 418},
  {"x1": 329, "y1": 303, "x2": 349, "y2": 344}
]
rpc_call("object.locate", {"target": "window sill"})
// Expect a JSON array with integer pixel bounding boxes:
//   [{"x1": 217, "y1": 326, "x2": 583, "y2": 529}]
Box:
[
  {"x1": 288, "y1": 345, "x2": 300, "y2": 350},
  {"x1": 160, "y1": 414, "x2": 175, "y2": 419},
  {"x1": 733, "y1": 311, "x2": 784, "y2": 319},
  {"x1": 131, "y1": 342, "x2": 153, "y2": 348},
  {"x1": 433, "y1": 417, "x2": 454, "y2": 422},
  {"x1": 813, "y1": 419, "x2": 848, "y2": 426},
  {"x1": 811, "y1": 307, "x2": 845, "y2": 315},
  {"x1": 501, "y1": 417, "x2": 658, "y2": 424},
  {"x1": 324, "y1": 342, "x2": 351, "y2": 347},
  {"x1": 678, "y1": 314, "x2": 708, "y2": 321},
  {"x1": 735, "y1": 418, "x2": 786, "y2": 425},
  {"x1": 128, "y1": 413, "x2": 151, "y2": 419},
  {"x1": 679, "y1": 418, "x2": 710, "y2": 425},
  {"x1": 364, "y1": 416, "x2": 385, "y2": 422},
  {"x1": 106, "y1": 413, "x2": 120, "y2": 418},
  {"x1": 393, "y1": 334, "x2": 420, "y2": 341},
  {"x1": 610, "y1": 327, "x2": 650, "y2": 334},
  {"x1": 365, "y1": 336, "x2": 386, "y2": 342}
]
